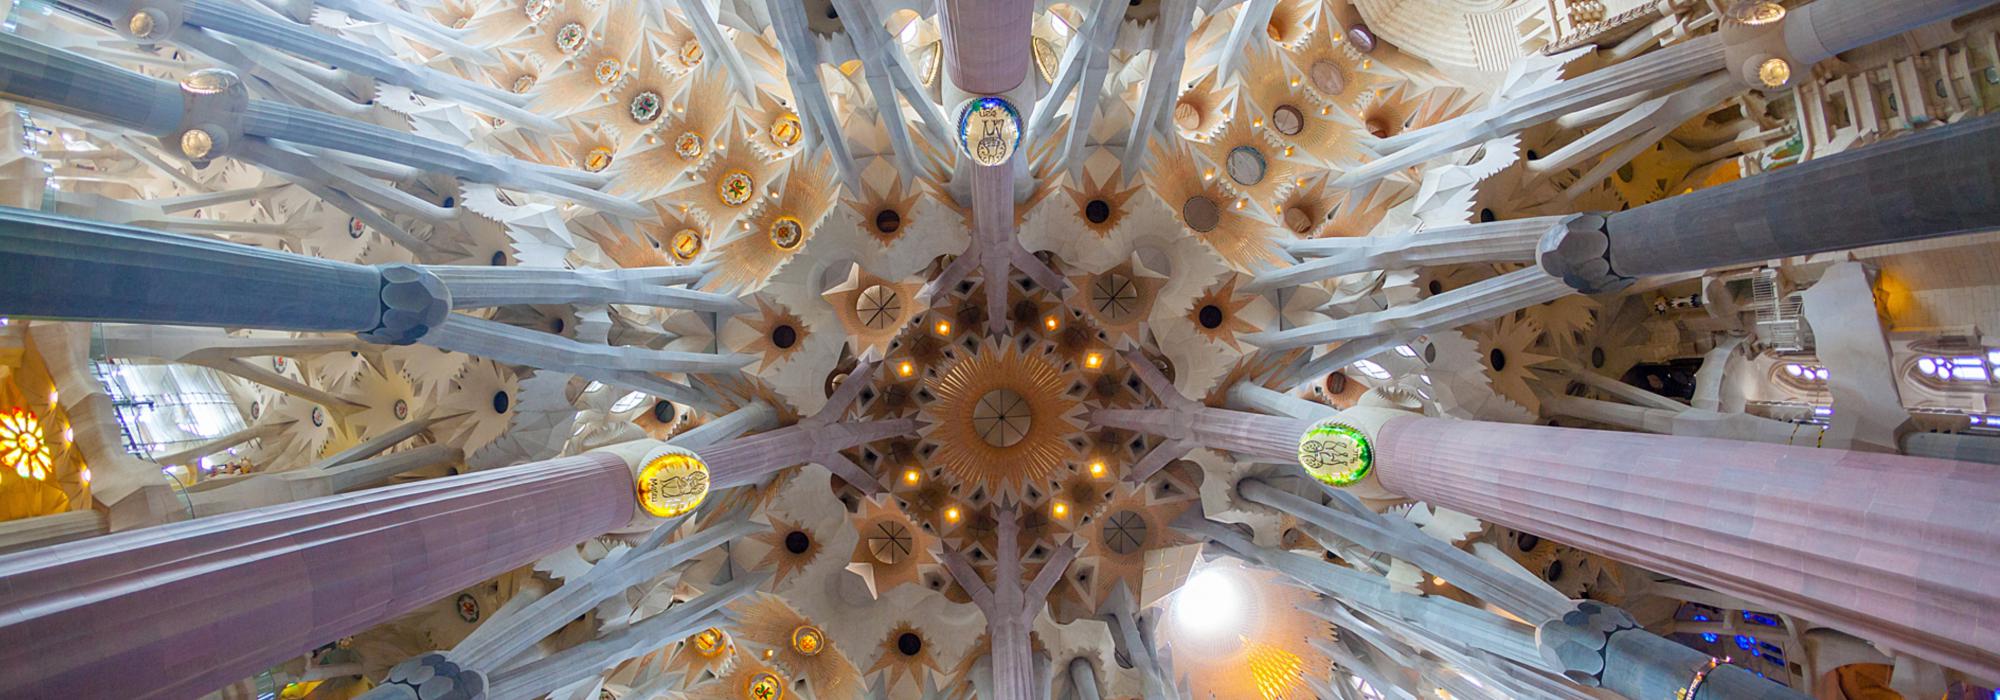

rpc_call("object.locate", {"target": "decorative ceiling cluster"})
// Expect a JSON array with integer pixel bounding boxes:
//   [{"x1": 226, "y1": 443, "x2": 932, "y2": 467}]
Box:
[{"x1": 0, "y1": 0, "x2": 1878, "y2": 696}]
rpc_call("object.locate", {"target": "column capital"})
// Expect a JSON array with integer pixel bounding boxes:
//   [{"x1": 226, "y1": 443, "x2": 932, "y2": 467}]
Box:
[
  {"x1": 1536, "y1": 212, "x2": 1632, "y2": 294},
  {"x1": 373, "y1": 653, "x2": 487, "y2": 700},
  {"x1": 169, "y1": 68, "x2": 249, "y2": 167},
  {"x1": 359, "y1": 264, "x2": 451, "y2": 345},
  {"x1": 1534, "y1": 600, "x2": 1639, "y2": 686}
]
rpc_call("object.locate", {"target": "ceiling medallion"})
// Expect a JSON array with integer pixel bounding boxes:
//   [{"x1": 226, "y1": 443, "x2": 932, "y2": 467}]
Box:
[
  {"x1": 1724, "y1": 0, "x2": 1785, "y2": 25},
  {"x1": 1032, "y1": 36, "x2": 1060, "y2": 84},
  {"x1": 922, "y1": 341, "x2": 1078, "y2": 499},
  {"x1": 916, "y1": 40, "x2": 942, "y2": 87},
  {"x1": 855, "y1": 285, "x2": 903, "y2": 330},
  {"x1": 679, "y1": 40, "x2": 704, "y2": 67},
  {"x1": 628, "y1": 91, "x2": 662, "y2": 123},
  {"x1": 691, "y1": 628, "x2": 726, "y2": 657},
  {"x1": 635, "y1": 446, "x2": 710, "y2": 518},
  {"x1": 554, "y1": 22, "x2": 587, "y2": 54},
  {"x1": 523, "y1": 0, "x2": 552, "y2": 22},
  {"x1": 347, "y1": 217, "x2": 366, "y2": 239},
  {"x1": 593, "y1": 58, "x2": 624, "y2": 85},
  {"x1": 454, "y1": 593, "x2": 479, "y2": 623},
  {"x1": 768, "y1": 215, "x2": 805, "y2": 251},
  {"x1": 956, "y1": 96, "x2": 1022, "y2": 167},
  {"x1": 770, "y1": 114, "x2": 802, "y2": 148},
  {"x1": 1297, "y1": 421, "x2": 1373, "y2": 487},
  {"x1": 718, "y1": 170, "x2": 755, "y2": 207},
  {"x1": 1345, "y1": 24, "x2": 1377, "y2": 54},
  {"x1": 1227, "y1": 146, "x2": 1268, "y2": 186},
  {"x1": 674, "y1": 131, "x2": 704, "y2": 160},
  {"x1": 511, "y1": 74, "x2": 537, "y2": 94},
  {"x1": 582, "y1": 146, "x2": 614, "y2": 172},
  {"x1": 669, "y1": 228, "x2": 704, "y2": 262},
  {"x1": 746, "y1": 672, "x2": 784, "y2": 700},
  {"x1": 790, "y1": 625, "x2": 824, "y2": 656}
]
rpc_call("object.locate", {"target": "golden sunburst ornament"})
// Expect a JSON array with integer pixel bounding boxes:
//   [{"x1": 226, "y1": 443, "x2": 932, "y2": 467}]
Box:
[
  {"x1": 0, "y1": 408, "x2": 52, "y2": 481},
  {"x1": 922, "y1": 341, "x2": 1078, "y2": 500}
]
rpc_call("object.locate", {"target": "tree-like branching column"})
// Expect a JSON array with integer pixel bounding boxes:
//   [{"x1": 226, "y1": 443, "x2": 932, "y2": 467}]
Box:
[{"x1": 935, "y1": 507, "x2": 1081, "y2": 700}]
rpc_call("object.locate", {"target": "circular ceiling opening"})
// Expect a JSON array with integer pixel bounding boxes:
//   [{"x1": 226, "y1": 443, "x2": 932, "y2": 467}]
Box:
[
  {"x1": 784, "y1": 530, "x2": 811, "y2": 554},
  {"x1": 652, "y1": 400, "x2": 677, "y2": 424},
  {"x1": 1309, "y1": 60, "x2": 1345, "y2": 95},
  {"x1": 1182, "y1": 196, "x2": 1220, "y2": 233},
  {"x1": 1271, "y1": 105, "x2": 1304, "y2": 136},
  {"x1": 771, "y1": 324, "x2": 799, "y2": 349},
  {"x1": 972, "y1": 389, "x2": 1032, "y2": 447},
  {"x1": 868, "y1": 521, "x2": 912, "y2": 564},
  {"x1": 874, "y1": 209, "x2": 902, "y2": 234},
  {"x1": 1227, "y1": 146, "x2": 1267, "y2": 186},
  {"x1": 1197, "y1": 304, "x2": 1224, "y2": 329},
  {"x1": 1084, "y1": 199, "x2": 1111, "y2": 224},
  {"x1": 491, "y1": 391, "x2": 511, "y2": 414},
  {"x1": 897, "y1": 632, "x2": 923, "y2": 656},
  {"x1": 1489, "y1": 348, "x2": 1508, "y2": 372},
  {"x1": 856, "y1": 285, "x2": 903, "y2": 330}
]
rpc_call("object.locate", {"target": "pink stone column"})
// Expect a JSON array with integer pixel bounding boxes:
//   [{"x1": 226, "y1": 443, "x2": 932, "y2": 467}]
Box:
[
  {"x1": 0, "y1": 452, "x2": 634, "y2": 700},
  {"x1": 1374, "y1": 416, "x2": 2000, "y2": 679},
  {"x1": 935, "y1": 0, "x2": 1032, "y2": 95}
]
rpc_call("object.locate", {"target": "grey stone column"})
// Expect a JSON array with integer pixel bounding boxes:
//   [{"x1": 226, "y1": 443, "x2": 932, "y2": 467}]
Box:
[
  {"x1": 1605, "y1": 112, "x2": 2000, "y2": 277},
  {"x1": 0, "y1": 206, "x2": 445, "y2": 343}
]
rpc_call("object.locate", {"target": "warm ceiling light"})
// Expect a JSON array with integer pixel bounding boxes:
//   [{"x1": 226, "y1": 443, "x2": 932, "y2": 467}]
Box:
[
  {"x1": 1757, "y1": 57, "x2": 1792, "y2": 87},
  {"x1": 934, "y1": 320, "x2": 952, "y2": 335},
  {"x1": 1051, "y1": 502, "x2": 1069, "y2": 518},
  {"x1": 903, "y1": 468, "x2": 921, "y2": 484},
  {"x1": 944, "y1": 506, "x2": 961, "y2": 522},
  {"x1": 1083, "y1": 352, "x2": 1104, "y2": 369},
  {"x1": 1044, "y1": 315, "x2": 1060, "y2": 331},
  {"x1": 897, "y1": 361, "x2": 915, "y2": 377},
  {"x1": 1088, "y1": 460, "x2": 1106, "y2": 477}
]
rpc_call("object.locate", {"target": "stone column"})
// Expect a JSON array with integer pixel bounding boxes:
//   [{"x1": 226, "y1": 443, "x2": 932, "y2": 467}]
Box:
[
  {"x1": 0, "y1": 452, "x2": 638, "y2": 699},
  {"x1": 1371, "y1": 415, "x2": 2000, "y2": 681},
  {"x1": 0, "y1": 206, "x2": 447, "y2": 343},
  {"x1": 936, "y1": 0, "x2": 1032, "y2": 95},
  {"x1": 1605, "y1": 112, "x2": 2000, "y2": 277}
]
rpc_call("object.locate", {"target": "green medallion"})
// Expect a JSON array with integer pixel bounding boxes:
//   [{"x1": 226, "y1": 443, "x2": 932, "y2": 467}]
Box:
[{"x1": 1297, "y1": 421, "x2": 1373, "y2": 487}]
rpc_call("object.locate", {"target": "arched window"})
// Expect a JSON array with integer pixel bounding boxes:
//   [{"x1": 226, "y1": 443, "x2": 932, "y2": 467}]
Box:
[{"x1": 1915, "y1": 351, "x2": 2000, "y2": 386}]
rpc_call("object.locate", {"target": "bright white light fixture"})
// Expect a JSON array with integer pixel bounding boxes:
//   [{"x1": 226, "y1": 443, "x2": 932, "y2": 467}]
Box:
[{"x1": 1173, "y1": 567, "x2": 1246, "y2": 640}]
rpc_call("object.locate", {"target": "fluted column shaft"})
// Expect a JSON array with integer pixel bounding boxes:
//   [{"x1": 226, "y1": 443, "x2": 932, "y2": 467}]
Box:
[
  {"x1": 1374, "y1": 415, "x2": 2000, "y2": 679},
  {"x1": 1606, "y1": 112, "x2": 2000, "y2": 277},
  {"x1": 0, "y1": 452, "x2": 635, "y2": 699},
  {"x1": 936, "y1": 0, "x2": 1032, "y2": 95},
  {"x1": 0, "y1": 206, "x2": 382, "y2": 332}
]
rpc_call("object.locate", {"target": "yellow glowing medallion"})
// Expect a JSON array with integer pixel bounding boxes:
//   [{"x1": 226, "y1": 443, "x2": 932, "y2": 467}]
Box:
[
  {"x1": 691, "y1": 627, "x2": 725, "y2": 656},
  {"x1": 768, "y1": 216, "x2": 805, "y2": 251},
  {"x1": 669, "y1": 228, "x2": 704, "y2": 262},
  {"x1": 770, "y1": 115, "x2": 802, "y2": 148},
  {"x1": 790, "y1": 625, "x2": 824, "y2": 656},
  {"x1": 746, "y1": 672, "x2": 783, "y2": 700},
  {"x1": 635, "y1": 447, "x2": 709, "y2": 518}
]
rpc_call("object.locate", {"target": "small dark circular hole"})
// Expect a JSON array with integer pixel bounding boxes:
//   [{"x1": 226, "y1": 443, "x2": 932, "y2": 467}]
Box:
[
  {"x1": 1525, "y1": 149, "x2": 1540, "y2": 161},
  {"x1": 1478, "y1": 208, "x2": 1497, "y2": 223},
  {"x1": 771, "y1": 325, "x2": 798, "y2": 349},
  {"x1": 441, "y1": 196, "x2": 456, "y2": 208},
  {"x1": 489, "y1": 251, "x2": 507, "y2": 266},
  {"x1": 550, "y1": 318, "x2": 565, "y2": 334},
  {"x1": 897, "y1": 632, "x2": 923, "y2": 655},
  {"x1": 1423, "y1": 344, "x2": 1437, "y2": 363},
  {"x1": 1515, "y1": 532, "x2": 1541, "y2": 552},
  {"x1": 491, "y1": 391, "x2": 510, "y2": 414},
  {"x1": 1489, "y1": 349, "x2": 1507, "y2": 372},
  {"x1": 1325, "y1": 371, "x2": 1348, "y2": 394},
  {"x1": 784, "y1": 530, "x2": 811, "y2": 554},
  {"x1": 1427, "y1": 280, "x2": 1443, "y2": 295},
  {"x1": 874, "y1": 209, "x2": 902, "y2": 234},
  {"x1": 1084, "y1": 199, "x2": 1111, "y2": 224},
  {"x1": 1544, "y1": 560, "x2": 1565, "y2": 582},
  {"x1": 824, "y1": 5, "x2": 837, "y2": 18},
  {"x1": 652, "y1": 400, "x2": 677, "y2": 424},
  {"x1": 1197, "y1": 305, "x2": 1224, "y2": 329}
]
